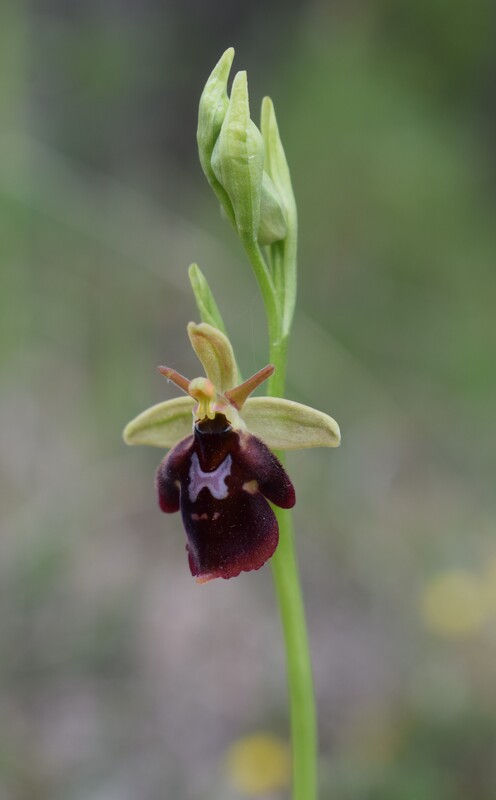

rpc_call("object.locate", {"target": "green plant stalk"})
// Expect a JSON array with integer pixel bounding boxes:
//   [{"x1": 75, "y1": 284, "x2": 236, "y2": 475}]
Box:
[
  {"x1": 268, "y1": 335, "x2": 317, "y2": 800},
  {"x1": 242, "y1": 238, "x2": 281, "y2": 347},
  {"x1": 214, "y1": 87, "x2": 316, "y2": 795},
  {"x1": 272, "y1": 506, "x2": 317, "y2": 800}
]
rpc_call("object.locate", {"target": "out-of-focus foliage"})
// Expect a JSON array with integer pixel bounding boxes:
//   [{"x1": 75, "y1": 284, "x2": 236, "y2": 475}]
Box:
[{"x1": 1, "y1": 1, "x2": 495, "y2": 798}]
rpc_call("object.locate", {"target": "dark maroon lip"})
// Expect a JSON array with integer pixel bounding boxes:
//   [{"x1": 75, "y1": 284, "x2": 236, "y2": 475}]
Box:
[{"x1": 155, "y1": 414, "x2": 295, "y2": 582}]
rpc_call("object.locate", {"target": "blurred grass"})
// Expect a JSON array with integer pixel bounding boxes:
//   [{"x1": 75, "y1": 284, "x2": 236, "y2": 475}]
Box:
[{"x1": 1, "y1": 1, "x2": 496, "y2": 798}]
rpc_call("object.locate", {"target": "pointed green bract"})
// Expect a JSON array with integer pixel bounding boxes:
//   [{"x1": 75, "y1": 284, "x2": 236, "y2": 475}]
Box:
[
  {"x1": 123, "y1": 396, "x2": 194, "y2": 448},
  {"x1": 188, "y1": 264, "x2": 227, "y2": 334},
  {"x1": 187, "y1": 268, "x2": 242, "y2": 382},
  {"x1": 187, "y1": 321, "x2": 238, "y2": 394},
  {"x1": 242, "y1": 396, "x2": 340, "y2": 450}
]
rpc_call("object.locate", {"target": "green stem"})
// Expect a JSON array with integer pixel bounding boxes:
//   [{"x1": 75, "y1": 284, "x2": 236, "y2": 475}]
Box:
[
  {"x1": 242, "y1": 238, "x2": 281, "y2": 347},
  {"x1": 271, "y1": 507, "x2": 317, "y2": 800},
  {"x1": 219, "y1": 93, "x2": 315, "y2": 794},
  {"x1": 269, "y1": 335, "x2": 318, "y2": 800},
  {"x1": 268, "y1": 336, "x2": 288, "y2": 396}
]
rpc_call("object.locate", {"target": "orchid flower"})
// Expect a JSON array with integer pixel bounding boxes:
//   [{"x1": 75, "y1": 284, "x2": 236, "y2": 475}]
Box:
[{"x1": 124, "y1": 322, "x2": 340, "y2": 583}]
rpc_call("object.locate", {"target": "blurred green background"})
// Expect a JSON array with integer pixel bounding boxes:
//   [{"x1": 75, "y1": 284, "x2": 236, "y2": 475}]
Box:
[{"x1": 1, "y1": 1, "x2": 496, "y2": 798}]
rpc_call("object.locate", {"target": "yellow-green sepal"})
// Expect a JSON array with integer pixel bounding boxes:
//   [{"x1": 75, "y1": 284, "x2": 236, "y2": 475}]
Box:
[
  {"x1": 242, "y1": 397, "x2": 341, "y2": 450},
  {"x1": 123, "y1": 396, "x2": 194, "y2": 448},
  {"x1": 187, "y1": 321, "x2": 238, "y2": 394}
]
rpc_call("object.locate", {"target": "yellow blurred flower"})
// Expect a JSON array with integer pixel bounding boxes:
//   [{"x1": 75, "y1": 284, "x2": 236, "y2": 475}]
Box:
[
  {"x1": 420, "y1": 570, "x2": 488, "y2": 638},
  {"x1": 481, "y1": 557, "x2": 496, "y2": 614},
  {"x1": 224, "y1": 733, "x2": 291, "y2": 795}
]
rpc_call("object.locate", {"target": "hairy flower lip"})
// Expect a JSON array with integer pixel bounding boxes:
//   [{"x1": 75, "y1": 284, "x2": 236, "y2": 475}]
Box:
[{"x1": 156, "y1": 418, "x2": 295, "y2": 582}]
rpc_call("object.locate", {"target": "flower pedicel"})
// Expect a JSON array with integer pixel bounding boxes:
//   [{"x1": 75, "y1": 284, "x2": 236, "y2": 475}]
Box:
[{"x1": 124, "y1": 321, "x2": 340, "y2": 583}]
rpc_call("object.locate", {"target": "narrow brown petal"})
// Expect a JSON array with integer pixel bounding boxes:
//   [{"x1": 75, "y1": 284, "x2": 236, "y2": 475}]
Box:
[
  {"x1": 157, "y1": 366, "x2": 191, "y2": 395},
  {"x1": 225, "y1": 364, "x2": 275, "y2": 409}
]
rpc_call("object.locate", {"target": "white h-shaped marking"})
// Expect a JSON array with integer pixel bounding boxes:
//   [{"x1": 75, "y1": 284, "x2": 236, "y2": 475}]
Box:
[{"x1": 188, "y1": 453, "x2": 232, "y2": 503}]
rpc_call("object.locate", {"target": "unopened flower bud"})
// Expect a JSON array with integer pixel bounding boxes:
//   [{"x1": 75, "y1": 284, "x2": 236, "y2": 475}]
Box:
[
  {"x1": 258, "y1": 172, "x2": 288, "y2": 245},
  {"x1": 198, "y1": 52, "x2": 290, "y2": 249},
  {"x1": 197, "y1": 47, "x2": 234, "y2": 192},
  {"x1": 211, "y1": 70, "x2": 265, "y2": 242},
  {"x1": 261, "y1": 96, "x2": 298, "y2": 332}
]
